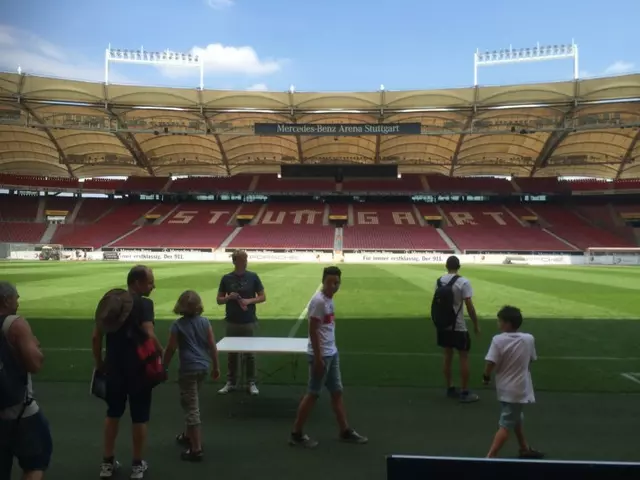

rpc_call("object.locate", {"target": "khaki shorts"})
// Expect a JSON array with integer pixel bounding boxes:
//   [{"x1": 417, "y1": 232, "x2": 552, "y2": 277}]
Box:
[{"x1": 179, "y1": 372, "x2": 207, "y2": 426}]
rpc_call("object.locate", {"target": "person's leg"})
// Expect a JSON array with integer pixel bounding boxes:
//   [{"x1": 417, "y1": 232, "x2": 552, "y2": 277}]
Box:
[
  {"x1": 326, "y1": 354, "x2": 367, "y2": 444},
  {"x1": 290, "y1": 356, "x2": 323, "y2": 448},
  {"x1": 487, "y1": 403, "x2": 514, "y2": 458},
  {"x1": 13, "y1": 411, "x2": 53, "y2": 480},
  {"x1": 0, "y1": 419, "x2": 15, "y2": 480},
  {"x1": 179, "y1": 373, "x2": 204, "y2": 461},
  {"x1": 101, "y1": 376, "x2": 127, "y2": 477},
  {"x1": 243, "y1": 323, "x2": 258, "y2": 393},
  {"x1": 514, "y1": 407, "x2": 544, "y2": 459},
  {"x1": 219, "y1": 322, "x2": 240, "y2": 393},
  {"x1": 456, "y1": 332, "x2": 478, "y2": 403},
  {"x1": 129, "y1": 387, "x2": 153, "y2": 479},
  {"x1": 437, "y1": 330, "x2": 457, "y2": 397}
]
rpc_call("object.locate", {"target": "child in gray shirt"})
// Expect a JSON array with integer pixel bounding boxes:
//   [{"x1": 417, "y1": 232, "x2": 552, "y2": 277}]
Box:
[{"x1": 163, "y1": 290, "x2": 219, "y2": 462}]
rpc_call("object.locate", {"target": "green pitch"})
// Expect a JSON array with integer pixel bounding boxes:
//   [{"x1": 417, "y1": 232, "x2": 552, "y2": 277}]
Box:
[{"x1": 3, "y1": 260, "x2": 640, "y2": 393}]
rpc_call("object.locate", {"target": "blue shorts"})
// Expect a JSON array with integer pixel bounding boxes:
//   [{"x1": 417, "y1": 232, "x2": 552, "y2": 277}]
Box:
[
  {"x1": 498, "y1": 402, "x2": 525, "y2": 429},
  {"x1": 0, "y1": 410, "x2": 53, "y2": 476},
  {"x1": 307, "y1": 353, "x2": 343, "y2": 396}
]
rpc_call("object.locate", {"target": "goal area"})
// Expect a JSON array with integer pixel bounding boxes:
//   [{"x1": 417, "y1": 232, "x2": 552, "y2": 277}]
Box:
[{"x1": 586, "y1": 247, "x2": 640, "y2": 266}]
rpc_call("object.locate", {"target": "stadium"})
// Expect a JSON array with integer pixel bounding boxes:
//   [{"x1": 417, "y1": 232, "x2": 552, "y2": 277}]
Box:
[{"x1": 1, "y1": 63, "x2": 640, "y2": 479}]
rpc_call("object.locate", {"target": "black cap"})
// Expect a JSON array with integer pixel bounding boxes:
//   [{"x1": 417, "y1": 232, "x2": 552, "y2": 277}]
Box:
[{"x1": 446, "y1": 255, "x2": 460, "y2": 271}]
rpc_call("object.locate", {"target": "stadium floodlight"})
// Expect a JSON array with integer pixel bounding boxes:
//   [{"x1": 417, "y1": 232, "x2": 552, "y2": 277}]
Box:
[
  {"x1": 473, "y1": 42, "x2": 579, "y2": 86},
  {"x1": 104, "y1": 45, "x2": 205, "y2": 89}
]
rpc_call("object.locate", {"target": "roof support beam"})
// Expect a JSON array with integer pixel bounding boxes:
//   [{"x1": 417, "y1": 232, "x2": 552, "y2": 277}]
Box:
[
  {"x1": 20, "y1": 103, "x2": 75, "y2": 177},
  {"x1": 530, "y1": 81, "x2": 580, "y2": 177},
  {"x1": 615, "y1": 129, "x2": 640, "y2": 180},
  {"x1": 288, "y1": 90, "x2": 305, "y2": 163},
  {"x1": 198, "y1": 92, "x2": 231, "y2": 175},
  {"x1": 374, "y1": 89, "x2": 385, "y2": 164},
  {"x1": 450, "y1": 86, "x2": 478, "y2": 176}
]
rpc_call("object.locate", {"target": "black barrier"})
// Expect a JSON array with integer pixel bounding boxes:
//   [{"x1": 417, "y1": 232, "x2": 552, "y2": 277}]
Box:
[
  {"x1": 386, "y1": 455, "x2": 640, "y2": 480},
  {"x1": 102, "y1": 251, "x2": 120, "y2": 261}
]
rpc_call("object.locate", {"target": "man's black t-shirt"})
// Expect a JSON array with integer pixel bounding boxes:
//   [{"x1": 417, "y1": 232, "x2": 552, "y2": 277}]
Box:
[
  {"x1": 105, "y1": 295, "x2": 155, "y2": 371},
  {"x1": 218, "y1": 271, "x2": 264, "y2": 324}
]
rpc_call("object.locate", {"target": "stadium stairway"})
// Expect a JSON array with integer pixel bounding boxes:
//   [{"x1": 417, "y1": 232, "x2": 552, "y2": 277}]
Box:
[
  {"x1": 542, "y1": 228, "x2": 579, "y2": 250},
  {"x1": 220, "y1": 227, "x2": 242, "y2": 248},
  {"x1": 67, "y1": 199, "x2": 83, "y2": 224},
  {"x1": 436, "y1": 228, "x2": 460, "y2": 253},
  {"x1": 40, "y1": 224, "x2": 58, "y2": 244},
  {"x1": 634, "y1": 228, "x2": 640, "y2": 246},
  {"x1": 36, "y1": 197, "x2": 45, "y2": 222},
  {"x1": 104, "y1": 226, "x2": 143, "y2": 247}
]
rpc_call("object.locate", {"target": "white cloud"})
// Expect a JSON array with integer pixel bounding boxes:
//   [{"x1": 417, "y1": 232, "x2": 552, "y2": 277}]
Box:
[
  {"x1": 603, "y1": 61, "x2": 635, "y2": 75},
  {"x1": 158, "y1": 43, "x2": 284, "y2": 78},
  {"x1": 0, "y1": 25, "x2": 130, "y2": 83},
  {"x1": 247, "y1": 83, "x2": 268, "y2": 91},
  {"x1": 206, "y1": 0, "x2": 234, "y2": 9}
]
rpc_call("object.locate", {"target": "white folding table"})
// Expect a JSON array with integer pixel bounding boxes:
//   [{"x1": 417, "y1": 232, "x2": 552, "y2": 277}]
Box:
[{"x1": 216, "y1": 337, "x2": 308, "y2": 388}]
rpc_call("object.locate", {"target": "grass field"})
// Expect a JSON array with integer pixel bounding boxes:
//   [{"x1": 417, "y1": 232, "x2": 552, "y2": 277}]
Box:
[{"x1": 3, "y1": 260, "x2": 640, "y2": 478}]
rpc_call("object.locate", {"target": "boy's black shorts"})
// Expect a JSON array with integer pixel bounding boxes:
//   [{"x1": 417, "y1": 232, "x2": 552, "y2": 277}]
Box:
[{"x1": 437, "y1": 330, "x2": 471, "y2": 352}]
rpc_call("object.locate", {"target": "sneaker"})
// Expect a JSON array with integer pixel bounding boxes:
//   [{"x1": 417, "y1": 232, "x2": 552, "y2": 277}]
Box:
[
  {"x1": 217, "y1": 382, "x2": 237, "y2": 395},
  {"x1": 181, "y1": 448, "x2": 204, "y2": 462},
  {"x1": 289, "y1": 432, "x2": 319, "y2": 448},
  {"x1": 248, "y1": 382, "x2": 259, "y2": 396},
  {"x1": 459, "y1": 391, "x2": 479, "y2": 403},
  {"x1": 175, "y1": 433, "x2": 190, "y2": 447},
  {"x1": 446, "y1": 386, "x2": 460, "y2": 398},
  {"x1": 130, "y1": 460, "x2": 148, "y2": 479},
  {"x1": 340, "y1": 428, "x2": 368, "y2": 444},
  {"x1": 99, "y1": 459, "x2": 121, "y2": 478},
  {"x1": 519, "y1": 448, "x2": 545, "y2": 459}
]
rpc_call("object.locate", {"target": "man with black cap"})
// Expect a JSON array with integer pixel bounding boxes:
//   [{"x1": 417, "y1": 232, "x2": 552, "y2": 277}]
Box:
[
  {"x1": 92, "y1": 265, "x2": 161, "y2": 479},
  {"x1": 435, "y1": 255, "x2": 480, "y2": 403}
]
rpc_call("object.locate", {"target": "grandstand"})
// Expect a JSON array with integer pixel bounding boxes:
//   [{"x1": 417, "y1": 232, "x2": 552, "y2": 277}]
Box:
[{"x1": 0, "y1": 71, "x2": 639, "y2": 254}]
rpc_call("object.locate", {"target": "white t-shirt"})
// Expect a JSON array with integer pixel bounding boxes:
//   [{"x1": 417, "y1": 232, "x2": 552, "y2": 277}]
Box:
[
  {"x1": 306, "y1": 291, "x2": 337, "y2": 357},
  {"x1": 485, "y1": 332, "x2": 537, "y2": 404},
  {"x1": 435, "y1": 274, "x2": 473, "y2": 332}
]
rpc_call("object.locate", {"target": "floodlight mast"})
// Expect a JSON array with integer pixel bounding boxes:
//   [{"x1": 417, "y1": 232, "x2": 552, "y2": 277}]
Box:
[
  {"x1": 104, "y1": 45, "x2": 205, "y2": 89},
  {"x1": 473, "y1": 42, "x2": 579, "y2": 86}
]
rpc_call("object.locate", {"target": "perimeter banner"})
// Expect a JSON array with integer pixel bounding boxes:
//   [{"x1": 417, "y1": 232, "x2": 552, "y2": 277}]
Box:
[{"x1": 254, "y1": 123, "x2": 421, "y2": 136}]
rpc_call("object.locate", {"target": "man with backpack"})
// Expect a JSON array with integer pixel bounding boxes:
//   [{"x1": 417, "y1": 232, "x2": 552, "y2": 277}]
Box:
[
  {"x1": 0, "y1": 281, "x2": 52, "y2": 480},
  {"x1": 431, "y1": 256, "x2": 480, "y2": 403},
  {"x1": 92, "y1": 265, "x2": 163, "y2": 479}
]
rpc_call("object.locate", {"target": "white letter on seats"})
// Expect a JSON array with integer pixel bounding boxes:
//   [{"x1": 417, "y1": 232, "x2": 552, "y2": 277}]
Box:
[
  {"x1": 393, "y1": 212, "x2": 416, "y2": 225},
  {"x1": 357, "y1": 212, "x2": 379, "y2": 225},
  {"x1": 450, "y1": 212, "x2": 476, "y2": 226},
  {"x1": 262, "y1": 211, "x2": 286, "y2": 224},
  {"x1": 208, "y1": 211, "x2": 229, "y2": 224},
  {"x1": 168, "y1": 210, "x2": 197, "y2": 224},
  {"x1": 484, "y1": 212, "x2": 507, "y2": 226},
  {"x1": 292, "y1": 210, "x2": 320, "y2": 225}
]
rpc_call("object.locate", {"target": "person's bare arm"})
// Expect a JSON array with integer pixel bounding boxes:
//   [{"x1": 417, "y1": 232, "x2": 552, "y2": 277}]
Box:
[
  {"x1": 464, "y1": 297, "x2": 479, "y2": 333},
  {"x1": 162, "y1": 331, "x2": 178, "y2": 368},
  {"x1": 141, "y1": 322, "x2": 163, "y2": 353},
  {"x1": 308, "y1": 317, "x2": 322, "y2": 364},
  {"x1": 207, "y1": 325, "x2": 220, "y2": 378},
  {"x1": 91, "y1": 324, "x2": 104, "y2": 370},
  {"x1": 8, "y1": 317, "x2": 44, "y2": 374},
  {"x1": 243, "y1": 290, "x2": 266, "y2": 306},
  {"x1": 217, "y1": 291, "x2": 239, "y2": 305}
]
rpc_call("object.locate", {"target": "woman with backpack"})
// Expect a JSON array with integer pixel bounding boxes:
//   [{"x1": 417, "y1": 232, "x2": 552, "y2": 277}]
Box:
[{"x1": 162, "y1": 290, "x2": 220, "y2": 462}]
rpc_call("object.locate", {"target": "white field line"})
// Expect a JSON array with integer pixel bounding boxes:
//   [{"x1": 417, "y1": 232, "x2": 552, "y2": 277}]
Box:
[
  {"x1": 287, "y1": 283, "x2": 323, "y2": 338},
  {"x1": 43, "y1": 347, "x2": 640, "y2": 362},
  {"x1": 620, "y1": 373, "x2": 640, "y2": 385}
]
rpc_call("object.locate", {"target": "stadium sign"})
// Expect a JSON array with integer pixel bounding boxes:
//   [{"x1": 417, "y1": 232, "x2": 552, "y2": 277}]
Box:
[{"x1": 254, "y1": 123, "x2": 421, "y2": 136}]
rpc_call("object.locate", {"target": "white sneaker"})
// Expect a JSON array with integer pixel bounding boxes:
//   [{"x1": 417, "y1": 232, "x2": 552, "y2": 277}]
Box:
[
  {"x1": 248, "y1": 382, "x2": 259, "y2": 396},
  {"x1": 217, "y1": 382, "x2": 237, "y2": 395},
  {"x1": 99, "y1": 459, "x2": 120, "y2": 478},
  {"x1": 130, "y1": 460, "x2": 148, "y2": 479}
]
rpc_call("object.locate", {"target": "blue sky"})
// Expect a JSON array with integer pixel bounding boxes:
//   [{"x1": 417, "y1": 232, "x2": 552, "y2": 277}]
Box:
[{"x1": 0, "y1": 0, "x2": 637, "y2": 92}]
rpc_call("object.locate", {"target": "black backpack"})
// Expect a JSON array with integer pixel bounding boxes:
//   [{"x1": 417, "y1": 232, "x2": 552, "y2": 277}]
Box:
[
  {"x1": 431, "y1": 275, "x2": 462, "y2": 330},
  {"x1": 0, "y1": 315, "x2": 29, "y2": 410}
]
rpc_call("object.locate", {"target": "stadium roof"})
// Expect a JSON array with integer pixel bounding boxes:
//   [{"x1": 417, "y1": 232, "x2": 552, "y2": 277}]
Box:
[{"x1": 0, "y1": 72, "x2": 639, "y2": 179}]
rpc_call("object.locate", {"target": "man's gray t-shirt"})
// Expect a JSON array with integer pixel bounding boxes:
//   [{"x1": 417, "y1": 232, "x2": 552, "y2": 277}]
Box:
[
  {"x1": 218, "y1": 271, "x2": 264, "y2": 324},
  {"x1": 435, "y1": 274, "x2": 473, "y2": 332},
  {"x1": 170, "y1": 315, "x2": 212, "y2": 374}
]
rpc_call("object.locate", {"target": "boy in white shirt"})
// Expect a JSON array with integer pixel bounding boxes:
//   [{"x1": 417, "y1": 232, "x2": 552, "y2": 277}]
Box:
[
  {"x1": 289, "y1": 266, "x2": 368, "y2": 448},
  {"x1": 482, "y1": 306, "x2": 544, "y2": 459}
]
